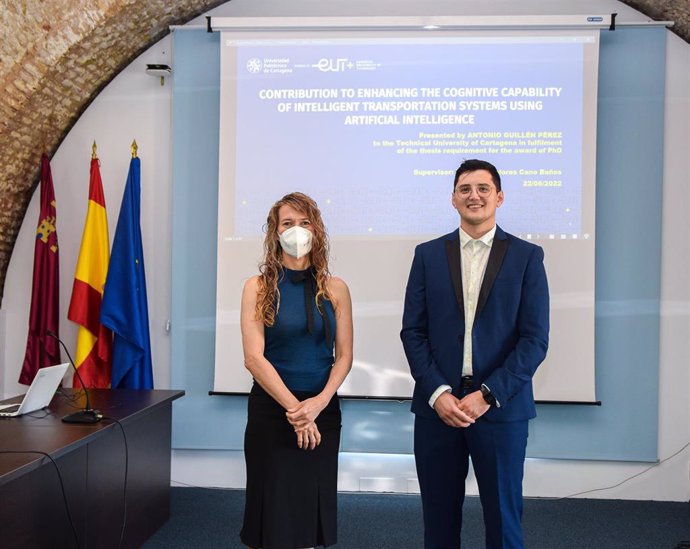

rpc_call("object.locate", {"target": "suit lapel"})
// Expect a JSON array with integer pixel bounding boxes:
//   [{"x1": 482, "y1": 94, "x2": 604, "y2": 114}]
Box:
[
  {"x1": 445, "y1": 233, "x2": 464, "y2": 312},
  {"x1": 475, "y1": 228, "x2": 509, "y2": 320}
]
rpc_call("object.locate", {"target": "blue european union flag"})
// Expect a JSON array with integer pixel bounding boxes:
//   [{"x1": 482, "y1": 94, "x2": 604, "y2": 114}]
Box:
[{"x1": 100, "y1": 157, "x2": 153, "y2": 389}]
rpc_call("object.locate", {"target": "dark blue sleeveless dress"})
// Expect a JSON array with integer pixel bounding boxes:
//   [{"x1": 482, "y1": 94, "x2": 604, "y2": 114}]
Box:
[
  {"x1": 241, "y1": 268, "x2": 342, "y2": 549},
  {"x1": 264, "y1": 267, "x2": 336, "y2": 392}
]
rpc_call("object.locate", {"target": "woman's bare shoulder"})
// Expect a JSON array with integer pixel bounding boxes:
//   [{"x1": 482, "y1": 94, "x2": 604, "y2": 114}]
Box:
[
  {"x1": 327, "y1": 275, "x2": 350, "y2": 296},
  {"x1": 243, "y1": 275, "x2": 261, "y2": 294}
]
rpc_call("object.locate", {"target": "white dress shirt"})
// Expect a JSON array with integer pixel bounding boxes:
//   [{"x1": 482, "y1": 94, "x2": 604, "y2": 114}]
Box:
[{"x1": 428, "y1": 226, "x2": 496, "y2": 408}]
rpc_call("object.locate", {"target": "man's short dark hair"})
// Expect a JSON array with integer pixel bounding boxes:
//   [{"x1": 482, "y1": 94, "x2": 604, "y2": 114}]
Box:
[{"x1": 454, "y1": 159, "x2": 501, "y2": 192}]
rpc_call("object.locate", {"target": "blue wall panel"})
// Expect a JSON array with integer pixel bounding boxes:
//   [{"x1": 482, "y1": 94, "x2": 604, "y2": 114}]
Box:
[
  {"x1": 171, "y1": 30, "x2": 247, "y2": 449},
  {"x1": 171, "y1": 27, "x2": 665, "y2": 460}
]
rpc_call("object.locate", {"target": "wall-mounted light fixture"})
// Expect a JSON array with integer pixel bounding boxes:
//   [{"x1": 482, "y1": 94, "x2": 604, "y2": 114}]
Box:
[{"x1": 146, "y1": 63, "x2": 172, "y2": 86}]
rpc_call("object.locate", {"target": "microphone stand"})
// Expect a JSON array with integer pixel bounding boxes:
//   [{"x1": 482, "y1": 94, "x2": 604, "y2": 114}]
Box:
[{"x1": 46, "y1": 331, "x2": 102, "y2": 424}]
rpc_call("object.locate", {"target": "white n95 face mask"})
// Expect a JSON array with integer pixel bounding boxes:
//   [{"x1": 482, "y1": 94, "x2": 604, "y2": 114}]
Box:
[{"x1": 279, "y1": 226, "x2": 313, "y2": 259}]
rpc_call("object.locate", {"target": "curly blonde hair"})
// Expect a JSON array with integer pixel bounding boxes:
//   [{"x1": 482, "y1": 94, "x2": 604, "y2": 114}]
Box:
[{"x1": 256, "y1": 192, "x2": 333, "y2": 326}]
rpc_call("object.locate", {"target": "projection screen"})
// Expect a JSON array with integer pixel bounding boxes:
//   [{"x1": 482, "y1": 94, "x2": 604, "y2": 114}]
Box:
[{"x1": 213, "y1": 25, "x2": 599, "y2": 402}]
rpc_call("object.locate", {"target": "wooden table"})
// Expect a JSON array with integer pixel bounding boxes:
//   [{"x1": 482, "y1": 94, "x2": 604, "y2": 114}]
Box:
[{"x1": 0, "y1": 388, "x2": 184, "y2": 549}]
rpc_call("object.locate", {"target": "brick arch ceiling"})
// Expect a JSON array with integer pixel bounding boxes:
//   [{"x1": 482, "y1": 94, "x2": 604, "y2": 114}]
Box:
[{"x1": 0, "y1": 0, "x2": 686, "y2": 304}]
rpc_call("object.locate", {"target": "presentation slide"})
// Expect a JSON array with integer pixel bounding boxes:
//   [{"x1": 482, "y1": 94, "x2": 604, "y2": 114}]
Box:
[
  {"x1": 232, "y1": 35, "x2": 593, "y2": 238},
  {"x1": 215, "y1": 29, "x2": 599, "y2": 402}
]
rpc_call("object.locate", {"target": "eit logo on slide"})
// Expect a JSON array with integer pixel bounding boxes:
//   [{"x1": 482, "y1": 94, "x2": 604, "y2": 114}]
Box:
[{"x1": 314, "y1": 58, "x2": 351, "y2": 72}]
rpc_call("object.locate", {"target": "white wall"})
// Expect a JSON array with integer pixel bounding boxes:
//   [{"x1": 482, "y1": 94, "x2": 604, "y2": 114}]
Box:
[
  {"x1": 2, "y1": 0, "x2": 688, "y2": 502},
  {"x1": 1, "y1": 36, "x2": 173, "y2": 397}
]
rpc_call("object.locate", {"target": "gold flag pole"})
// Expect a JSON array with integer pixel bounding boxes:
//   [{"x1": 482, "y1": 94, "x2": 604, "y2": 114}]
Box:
[
  {"x1": 92, "y1": 140, "x2": 98, "y2": 159},
  {"x1": 131, "y1": 139, "x2": 138, "y2": 158}
]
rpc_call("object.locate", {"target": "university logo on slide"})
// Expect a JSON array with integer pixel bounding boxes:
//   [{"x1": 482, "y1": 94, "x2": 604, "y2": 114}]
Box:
[{"x1": 246, "y1": 58, "x2": 262, "y2": 73}]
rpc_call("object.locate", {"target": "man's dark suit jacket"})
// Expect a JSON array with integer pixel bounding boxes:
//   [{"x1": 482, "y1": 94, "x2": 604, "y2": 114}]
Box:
[{"x1": 401, "y1": 226, "x2": 550, "y2": 421}]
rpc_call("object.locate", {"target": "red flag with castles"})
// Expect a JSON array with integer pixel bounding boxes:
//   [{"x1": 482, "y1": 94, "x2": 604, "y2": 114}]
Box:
[{"x1": 19, "y1": 154, "x2": 61, "y2": 385}]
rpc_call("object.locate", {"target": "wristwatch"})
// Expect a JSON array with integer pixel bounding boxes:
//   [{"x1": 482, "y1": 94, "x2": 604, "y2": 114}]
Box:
[{"x1": 480, "y1": 384, "x2": 496, "y2": 406}]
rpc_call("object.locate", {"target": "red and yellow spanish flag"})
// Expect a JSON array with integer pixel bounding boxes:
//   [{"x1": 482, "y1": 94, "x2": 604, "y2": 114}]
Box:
[{"x1": 67, "y1": 155, "x2": 112, "y2": 388}]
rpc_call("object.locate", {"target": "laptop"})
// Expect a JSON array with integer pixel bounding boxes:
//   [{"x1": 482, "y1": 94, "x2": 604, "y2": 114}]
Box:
[{"x1": 0, "y1": 363, "x2": 69, "y2": 417}]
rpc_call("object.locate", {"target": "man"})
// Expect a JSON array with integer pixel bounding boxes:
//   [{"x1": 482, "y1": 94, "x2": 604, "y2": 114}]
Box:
[{"x1": 401, "y1": 159, "x2": 549, "y2": 549}]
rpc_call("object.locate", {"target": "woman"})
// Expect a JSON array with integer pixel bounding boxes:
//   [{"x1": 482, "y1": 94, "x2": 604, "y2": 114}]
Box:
[{"x1": 240, "y1": 192, "x2": 353, "y2": 549}]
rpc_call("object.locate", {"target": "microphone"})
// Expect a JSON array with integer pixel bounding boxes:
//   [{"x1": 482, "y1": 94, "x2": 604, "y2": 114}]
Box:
[{"x1": 46, "y1": 330, "x2": 102, "y2": 424}]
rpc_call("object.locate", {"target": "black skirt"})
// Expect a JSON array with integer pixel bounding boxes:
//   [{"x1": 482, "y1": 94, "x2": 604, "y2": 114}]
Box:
[{"x1": 240, "y1": 383, "x2": 342, "y2": 549}]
